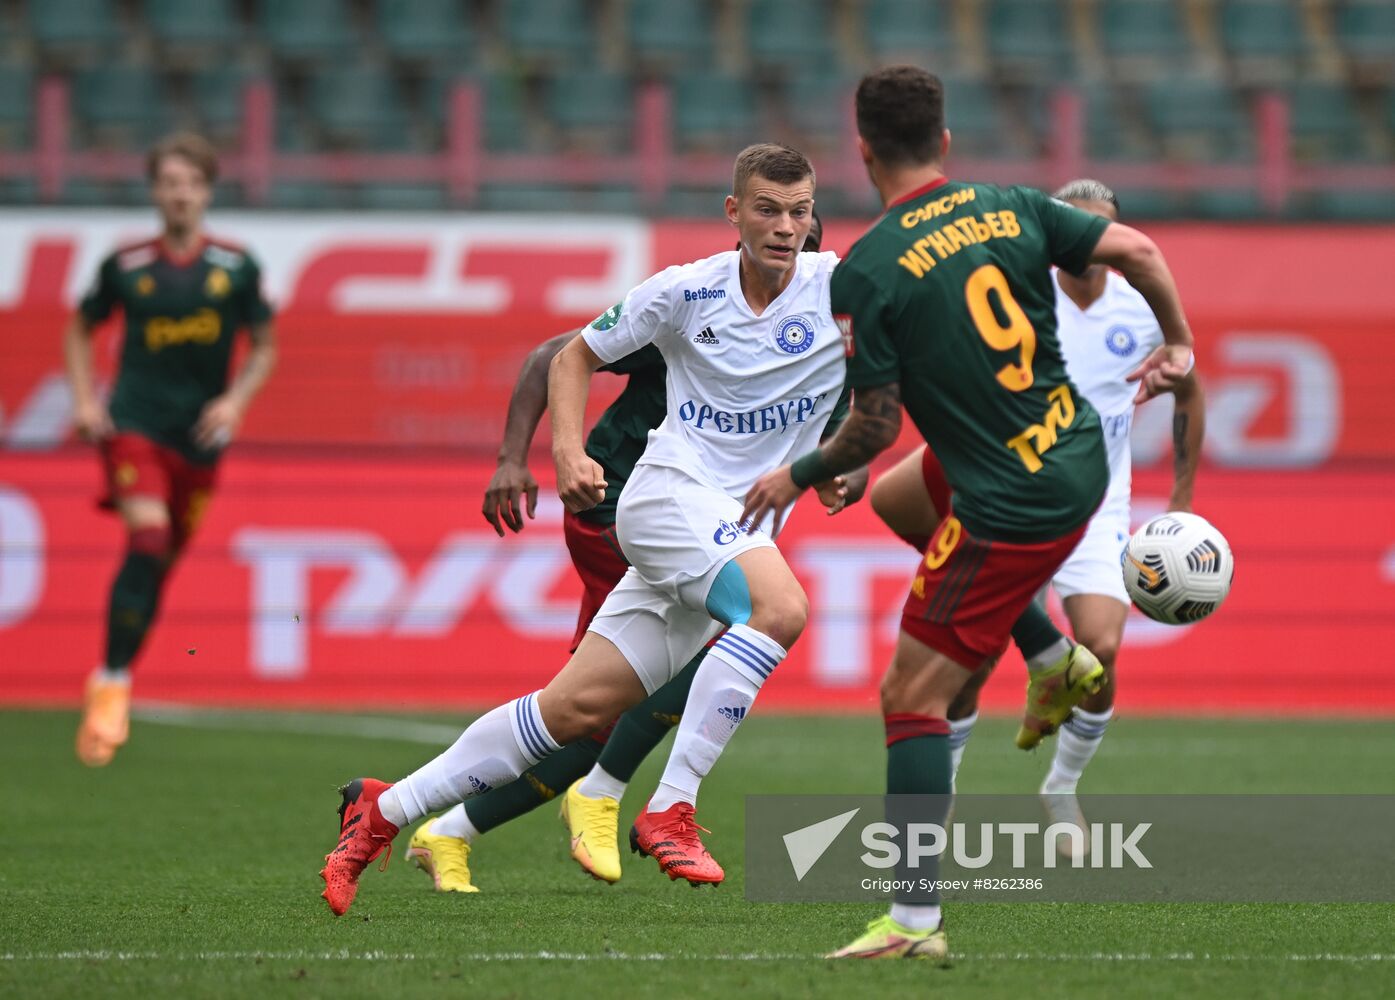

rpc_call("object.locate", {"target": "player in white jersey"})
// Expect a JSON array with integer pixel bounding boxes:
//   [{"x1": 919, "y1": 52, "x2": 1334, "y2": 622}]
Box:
[
  {"x1": 869, "y1": 179, "x2": 1206, "y2": 852},
  {"x1": 318, "y1": 144, "x2": 860, "y2": 914}
]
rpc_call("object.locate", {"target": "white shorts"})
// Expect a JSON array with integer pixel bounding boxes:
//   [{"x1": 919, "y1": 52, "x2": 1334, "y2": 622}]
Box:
[
  {"x1": 588, "y1": 463, "x2": 776, "y2": 694},
  {"x1": 1052, "y1": 498, "x2": 1130, "y2": 604}
]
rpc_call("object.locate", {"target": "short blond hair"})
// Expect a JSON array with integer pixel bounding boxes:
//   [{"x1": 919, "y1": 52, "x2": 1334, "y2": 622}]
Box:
[
  {"x1": 732, "y1": 143, "x2": 814, "y2": 196},
  {"x1": 147, "y1": 132, "x2": 219, "y2": 183}
]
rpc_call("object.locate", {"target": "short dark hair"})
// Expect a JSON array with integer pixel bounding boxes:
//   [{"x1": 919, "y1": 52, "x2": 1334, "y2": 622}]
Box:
[
  {"x1": 855, "y1": 66, "x2": 945, "y2": 168},
  {"x1": 1053, "y1": 178, "x2": 1121, "y2": 216},
  {"x1": 147, "y1": 132, "x2": 219, "y2": 183},
  {"x1": 732, "y1": 143, "x2": 815, "y2": 196}
]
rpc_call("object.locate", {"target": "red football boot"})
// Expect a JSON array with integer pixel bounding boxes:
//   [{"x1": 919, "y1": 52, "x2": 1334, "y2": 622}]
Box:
[
  {"x1": 629, "y1": 801, "x2": 724, "y2": 886},
  {"x1": 320, "y1": 778, "x2": 400, "y2": 916}
]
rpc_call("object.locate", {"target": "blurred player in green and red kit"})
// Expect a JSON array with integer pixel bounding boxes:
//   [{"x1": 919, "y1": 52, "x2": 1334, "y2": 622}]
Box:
[
  {"x1": 63, "y1": 133, "x2": 277, "y2": 767},
  {"x1": 742, "y1": 67, "x2": 1195, "y2": 961},
  {"x1": 403, "y1": 222, "x2": 843, "y2": 893}
]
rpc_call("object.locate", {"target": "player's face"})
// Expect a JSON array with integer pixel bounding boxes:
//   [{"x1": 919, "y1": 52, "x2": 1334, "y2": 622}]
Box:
[
  {"x1": 726, "y1": 175, "x2": 815, "y2": 278},
  {"x1": 151, "y1": 155, "x2": 212, "y2": 235}
]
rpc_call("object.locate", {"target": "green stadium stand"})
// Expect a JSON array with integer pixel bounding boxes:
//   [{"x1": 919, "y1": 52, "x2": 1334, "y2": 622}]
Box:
[
  {"x1": 0, "y1": 177, "x2": 40, "y2": 205},
  {"x1": 545, "y1": 71, "x2": 635, "y2": 147},
  {"x1": 862, "y1": 0, "x2": 958, "y2": 67},
  {"x1": 985, "y1": 0, "x2": 1074, "y2": 79},
  {"x1": 628, "y1": 0, "x2": 713, "y2": 69},
  {"x1": 0, "y1": 66, "x2": 35, "y2": 150},
  {"x1": 1218, "y1": 0, "x2": 1306, "y2": 78},
  {"x1": 746, "y1": 0, "x2": 837, "y2": 69},
  {"x1": 145, "y1": 0, "x2": 241, "y2": 51},
  {"x1": 29, "y1": 0, "x2": 123, "y2": 50},
  {"x1": 73, "y1": 66, "x2": 174, "y2": 143},
  {"x1": 1286, "y1": 82, "x2": 1369, "y2": 161},
  {"x1": 61, "y1": 179, "x2": 153, "y2": 205},
  {"x1": 1310, "y1": 188, "x2": 1395, "y2": 221},
  {"x1": 307, "y1": 67, "x2": 413, "y2": 149},
  {"x1": 1096, "y1": 0, "x2": 1194, "y2": 75},
  {"x1": 1110, "y1": 188, "x2": 1183, "y2": 222},
  {"x1": 259, "y1": 0, "x2": 357, "y2": 61},
  {"x1": 671, "y1": 72, "x2": 760, "y2": 151},
  {"x1": 376, "y1": 0, "x2": 475, "y2": 64},
  {"x1": 1334, "y1": 0, "x2": 1395, "y2": 79},
  {"x1": 477, "y1": 182, "x2": 639, "y2": 213},
  {"x1": 1192, "y1": 187, "x2": 1264, "y2": 219},
  {"x1": 358, "y1": 183, "x2": 448, "y2": 211},
  {"x1": 780, "y1": 71, "x2": 856, "y2": 147},
  {"x1": 1144, "y1": 78, "x2": 1253, "y2": 159},
  {"x1": 427, "y1": 73, "x2": 532, "y2": 152},
  {"x1": 266, "y1": 180, "x2": 341, "y2": 209},
  {"x1": 499, "y1": 0, "x2": 596, "y2": 66},
  {"x1": 190, "y1": 67, "x2": 254, "y2": 140},
  {"x1": 940, "y1": 76, "x2": 1009, "y2": 157}
]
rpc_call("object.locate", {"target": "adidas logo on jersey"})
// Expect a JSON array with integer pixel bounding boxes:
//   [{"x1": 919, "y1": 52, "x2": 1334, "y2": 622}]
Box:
[{"x1": 693, "y1": 326, "x2": 720, "y2": 345}]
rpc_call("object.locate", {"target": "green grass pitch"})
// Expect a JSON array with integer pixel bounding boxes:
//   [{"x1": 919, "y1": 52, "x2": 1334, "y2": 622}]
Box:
[{"x1": 3, "y1": 709, "x2": 1392, "y2": 998}]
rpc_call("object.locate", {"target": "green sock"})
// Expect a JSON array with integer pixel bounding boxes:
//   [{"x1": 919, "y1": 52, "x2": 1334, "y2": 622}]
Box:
[
  {"x1": 594, "y1": 651, "x2": 704, "y2": 782},
  {"x1": 1009, "y1": 598, "x2": 1065, "y2": 662},
  {"x1": 104, "y1": 551, "x2": 168, "y2": 671},
  {"x1": 463, "y1": 738, "x2": 602, "y2": 836},
  {"x1": 885, "y1": 715, "x2": 952, "y2": 909}
]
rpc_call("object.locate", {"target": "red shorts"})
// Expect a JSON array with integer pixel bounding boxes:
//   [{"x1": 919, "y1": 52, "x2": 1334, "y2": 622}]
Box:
[
  {"x1": 919, "y1": 446, "x2": 952, "y2": 519},
  {"x1": 562, "y1": 509, "x2": 630, "y2": 653},
  {"x1": 99, "y1": 432, "x2": 218, "y2": 549},
  {"x1": 901, "y1": 511, "x2": 1087, "y2": 668}
]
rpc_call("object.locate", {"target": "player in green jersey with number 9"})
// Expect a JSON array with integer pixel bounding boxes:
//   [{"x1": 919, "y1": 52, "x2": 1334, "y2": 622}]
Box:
[{"x1": 741, "y1": 67, "x2": 1195, "y2": 962}]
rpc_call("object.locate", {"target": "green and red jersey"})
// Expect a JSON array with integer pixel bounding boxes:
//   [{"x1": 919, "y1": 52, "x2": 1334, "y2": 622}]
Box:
[
  {"x1": 833, "y1": 179, "x2": 1110, "y2": 542},
  {"x1": 80, "y1": 236, "x2": 273, "y2": 465},
  {"x1": 582, "y1": 344, "x2": 668, "y2": 527}
]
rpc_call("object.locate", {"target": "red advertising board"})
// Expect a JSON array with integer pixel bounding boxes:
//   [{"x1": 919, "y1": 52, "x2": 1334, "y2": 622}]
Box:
[{"x1": 1, "y1": 451, "x2": 1392, "y2": 714}]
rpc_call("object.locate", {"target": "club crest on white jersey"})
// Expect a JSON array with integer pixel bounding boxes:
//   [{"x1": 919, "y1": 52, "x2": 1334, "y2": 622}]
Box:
[{"x1": 582, "y1": 249, "x2": 846, "y2": 499}]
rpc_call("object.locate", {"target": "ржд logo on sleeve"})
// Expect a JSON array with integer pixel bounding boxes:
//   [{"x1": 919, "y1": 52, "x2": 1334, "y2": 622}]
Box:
[{"x1": 834, "y1": 314, "x2": 854, "y2": 357}]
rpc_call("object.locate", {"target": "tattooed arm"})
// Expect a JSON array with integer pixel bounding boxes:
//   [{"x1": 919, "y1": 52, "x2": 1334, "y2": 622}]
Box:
[
  {"x1": 740, "y1": 382, "x2": 902, "y2": 529},
  {"x1": 1167, "y1": 372, "x2": 1206, "y2": 512}
]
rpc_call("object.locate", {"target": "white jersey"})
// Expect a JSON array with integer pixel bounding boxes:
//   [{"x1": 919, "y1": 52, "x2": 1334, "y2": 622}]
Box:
[
  {"x1": 582, "y1": 250, "x2": 847, "y2": 500},
  {"x1": 1053, "y1": 270, "x2": 1163, "y2": 508}
]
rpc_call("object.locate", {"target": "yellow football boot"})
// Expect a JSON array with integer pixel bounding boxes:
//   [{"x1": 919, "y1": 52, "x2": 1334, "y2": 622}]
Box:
[
  {"x1": 828, "y1": 915, "x2": 949, "y2": 963},
  {"x1": 75, "y1": 672, "x2": 131, "y2": 767},
  {"x1": 1016, "y1": 644, "x2": 1106, "y2": 750},
  {"x1": 560, "y1": 780, "x2": 622, "y2": 883},
  {"x1": 406, "y1": 818, "x2": 480, "y2": 893}
]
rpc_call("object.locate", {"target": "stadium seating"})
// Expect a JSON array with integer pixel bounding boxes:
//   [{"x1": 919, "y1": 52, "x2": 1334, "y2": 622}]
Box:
[
  {"x1": 984, "y1": 0, "x2": 1075, "y2": 80},
  {"x1": 1334, "y1": 0, "x2": 1395, "y2": 80},
  {"x1": 1218, "y1": 0, "x2": 1308, "y2": 81},
  {"x1": 746, "y1": 0, "x2": 838, "y2": 70},
  {"x1": 190, "y1": 67, "x2": 256, "y2": 145},
  {"x1": 426, "y1": 73, "x2": 533, "y2": 152},
  {"x1": 146, "y1": 0, "x2": 241, "y2": 54},
  {"x1": 545, "y1": 71, "x2": 636, "y2": 150},
  {"x1": 671, "y1": 72, "x2": 761, "y2": 152},
  {"x1": 499, "y1": 0, "x2": 597, "y2": 67},
  {"x1": 862, "y1": 0, "x2": 959, "y2": 69},
  {"x1": 307, "y1": 66, "x2": 414, "y2": 150},
  {"x1": 0, "y1": 66, "x2": 34, "y2": 150},
  {"x1": 1143, "y1": 77, "x2": 1254, "y2": 160},
  {"x1": 376, "y1": 0, "x2": 476, "y2": 64},
  {"x1": 939, "y1": 76, "x2": 1010, "y2": 157},
  {"x1": 1285, "y1": 81, "x2": 1371, "y2": 161},
  {"x1": 259, "y1": 0, "x2": 357, "y2": 61},
  {"x1": 628, "y1": 0, "x2": 714, "y2": 69},
  {"x1": 73, "y1": 66, "x2": 173, "y2": 145},
  {"x1": 1095, "y1": 0, "x2": 1196, "y2": 79},
  {"x1": 29, "y1": 0, "x2": 123, "y2": 52}
]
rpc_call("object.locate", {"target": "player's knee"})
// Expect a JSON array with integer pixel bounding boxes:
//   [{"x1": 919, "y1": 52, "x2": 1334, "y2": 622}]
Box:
[
  {"x1": 542, "y1": 690, "x2": 614, "y2": 745},
  {"x1": 748, "y1": 588, "x2": 808, "y2": 649},
  {"x1": 128, "y1": 523, "x2": 174, "y2": 560}
]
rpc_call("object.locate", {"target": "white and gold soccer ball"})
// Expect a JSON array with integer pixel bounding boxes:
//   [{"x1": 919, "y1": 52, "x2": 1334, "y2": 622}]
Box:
[{"x1": 1122, "y1": 512, "x2": 1234, "y2": 625}]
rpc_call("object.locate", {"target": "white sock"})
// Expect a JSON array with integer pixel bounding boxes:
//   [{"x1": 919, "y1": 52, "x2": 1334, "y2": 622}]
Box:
[
  {"x1": 890, "y1": 902, "x2": 942, "y2": 931},
  {"x1": 948, "y1": 712, "x2": 977, "y2": 783},
  {"x1": 431, "y1": 803, "x2": 480, "y2": 843},
  {"x1": 377, "y1": 692, "x2": 560, "y2": 828},
  {"x1": 577, "y1": 764, "x2": 627, "y2": 802},
  {"x1": 95, "y1": 665, "x2": 131, "y2": 685},
  {"x1": 1026, "y1": 636, "x2": 1072, "y2": 674},
  {"x1": 1043, "y1": 706, "x2": 1114, "y2": 794},
  {"x1": 648, "y1": 624, "x2": 786, "y2": 813}
]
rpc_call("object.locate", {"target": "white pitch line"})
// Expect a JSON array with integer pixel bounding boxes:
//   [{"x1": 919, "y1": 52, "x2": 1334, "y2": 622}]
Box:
[
  {"x1": 2, "y1": 950, "x2": 1391, "y2": 963},
  {"x1": 131, "y1": 703, "x2": 463, "y2": 745}
]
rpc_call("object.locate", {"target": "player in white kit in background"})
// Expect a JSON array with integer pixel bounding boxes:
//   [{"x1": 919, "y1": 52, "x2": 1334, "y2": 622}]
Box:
[{"x1": 318, "y1": 144, "x2": 861, "y2": 914}]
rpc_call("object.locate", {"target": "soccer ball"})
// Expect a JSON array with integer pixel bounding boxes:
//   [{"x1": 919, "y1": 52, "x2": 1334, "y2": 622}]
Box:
[{"x1": 1122, "y1": 512, "x2": 1234, "y2": 625}]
